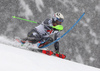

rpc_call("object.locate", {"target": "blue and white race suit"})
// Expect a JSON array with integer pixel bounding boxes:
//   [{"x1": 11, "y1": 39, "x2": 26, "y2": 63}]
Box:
[{"x1": 27, "y1": 18, "x2": 61, "y2": 52}]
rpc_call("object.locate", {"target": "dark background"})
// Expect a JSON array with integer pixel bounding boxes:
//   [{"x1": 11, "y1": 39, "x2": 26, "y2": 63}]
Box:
[{"x1": 0, "y1": 0, "x2": 100, "y2": 68}]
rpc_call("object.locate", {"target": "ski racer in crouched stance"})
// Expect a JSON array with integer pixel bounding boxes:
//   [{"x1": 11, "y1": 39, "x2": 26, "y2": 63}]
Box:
[{"x1": 21, "y1": 12, "x2": 64, "y2": 54}]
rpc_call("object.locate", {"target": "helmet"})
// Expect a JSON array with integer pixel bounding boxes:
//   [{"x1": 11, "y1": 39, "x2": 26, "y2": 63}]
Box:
[{"x1": 52, "y1": 12, "x2": 64, "y2": 25}]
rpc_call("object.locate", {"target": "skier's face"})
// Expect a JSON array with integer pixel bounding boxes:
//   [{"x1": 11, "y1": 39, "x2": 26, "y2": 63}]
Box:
[
  {"x1": 56, "y1": 20, "x2": 62, "y2": 25},
  {"x1": 53, "y1": 20, "x2": 62, "y2": 26},
  {"x1": 53, "y1": 23, "x2": 57, "y2": 26}
]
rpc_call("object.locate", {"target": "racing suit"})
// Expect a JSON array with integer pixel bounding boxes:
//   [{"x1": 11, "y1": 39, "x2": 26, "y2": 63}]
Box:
[{"x1": 26, "y1": 18, "x2": 61, "y2": 52}]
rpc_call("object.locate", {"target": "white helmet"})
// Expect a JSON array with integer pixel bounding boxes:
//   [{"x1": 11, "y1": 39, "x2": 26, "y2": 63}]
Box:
[{"x1": 53, "y1": 12, "x2": 64, "y2": 23}]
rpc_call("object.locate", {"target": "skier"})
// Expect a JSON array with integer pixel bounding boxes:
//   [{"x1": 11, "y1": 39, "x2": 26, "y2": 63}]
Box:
[{"x1": 21, "y1": 12, "x2": 64, "y2": 54}]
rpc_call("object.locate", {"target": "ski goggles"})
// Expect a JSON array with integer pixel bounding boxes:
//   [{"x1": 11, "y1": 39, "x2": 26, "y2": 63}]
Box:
[{"x1": 56, "y1": 18, "x2": 64, "y2": 22}]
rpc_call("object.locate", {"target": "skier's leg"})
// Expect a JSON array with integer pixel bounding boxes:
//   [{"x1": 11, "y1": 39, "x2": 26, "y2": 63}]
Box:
[
  {"x1": 45, "y1": 37, "x2": 53, "y2": 42},
  {"x1": 54, "y1": 42, "x2": 60, "y2": 54},
  {"x1": 38, "y1": 37, "x2": 53, "y2": 48},
  {"x1": 27, "y1": 29, "x2": 42, "y2": 44},
  {"x1": 39, "y1": 37, "x2": 53, "y2": 44},
  {"x1": 27, "y1": 35, "x2": 41, "y2": 44},
  {"x1": 54, "y1": 32, "x2": 60, "y2": 54},
  {"x1": 21, "y1": 28, "x2": 42, "y2": 44}
]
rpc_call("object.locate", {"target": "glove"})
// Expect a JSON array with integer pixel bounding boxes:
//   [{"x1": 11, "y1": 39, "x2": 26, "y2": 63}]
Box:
[{"x1": 51, "y1": 25, "x2": 63, "y2": 31}]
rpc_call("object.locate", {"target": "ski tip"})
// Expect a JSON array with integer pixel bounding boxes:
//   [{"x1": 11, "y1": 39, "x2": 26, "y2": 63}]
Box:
[{"x1": 15, "y1": 39, "x2": 21, "y2": 43}]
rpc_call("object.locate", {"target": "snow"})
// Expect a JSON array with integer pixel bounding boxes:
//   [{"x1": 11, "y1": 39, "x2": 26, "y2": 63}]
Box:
[
  {"x1": 0, "y1": 37, "x2": 100, "y2": 71},
  {"x1": 19, "y1": 0, "x2": 33, "y2": 19},
  {"x1": 95, "y1": 1, "x2": 100, "y2": 13},
  {"x1": 34, "y1": 0, "x2": 44, "y2": 12},
  {"x1": 73, "y1": 7, "x2": 79, "y2": 12}
]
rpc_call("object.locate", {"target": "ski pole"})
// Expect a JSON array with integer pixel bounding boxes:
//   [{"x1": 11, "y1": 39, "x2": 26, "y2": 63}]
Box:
[{"x1": 12, "y1": 16, "x2": 37, "y2": 23}]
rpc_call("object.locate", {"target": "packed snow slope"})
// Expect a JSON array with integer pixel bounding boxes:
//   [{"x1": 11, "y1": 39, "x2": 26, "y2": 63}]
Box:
[{"x1": 0, "y1": 43, "x2": 100, "y2": 71}]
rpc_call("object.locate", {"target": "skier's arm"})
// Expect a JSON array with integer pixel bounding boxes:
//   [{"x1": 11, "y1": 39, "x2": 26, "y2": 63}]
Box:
[
  {"x1": 54, "y1": 32, "x2": 60, "y2": 52},
  {"x1": 42, "y1": 19, "x2": 53, "y2": 30}
]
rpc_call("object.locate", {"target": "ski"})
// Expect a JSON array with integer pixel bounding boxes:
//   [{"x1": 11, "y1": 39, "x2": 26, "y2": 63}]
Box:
[
  {"x1": 15, "y1": 38, "x2": 52, "y2": 48},
  {"x1": 30, "y1": 49, "x2": 53, "y2": 56},
  {"x1": 15, "y1": 38, "x2": 35, "y2": 47},
  {"x1": 16, "y1": 39, "x2": 24, "y2": 46},
  {"x1": 29, "y1": 48, "x2": 66, "y2": 59},
  {"x1": 15, "y1": 38, "x2": 66, "y2": 59},
  {"x1": 54, "y1": 53, "x2": 66, "y2": 59}
]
